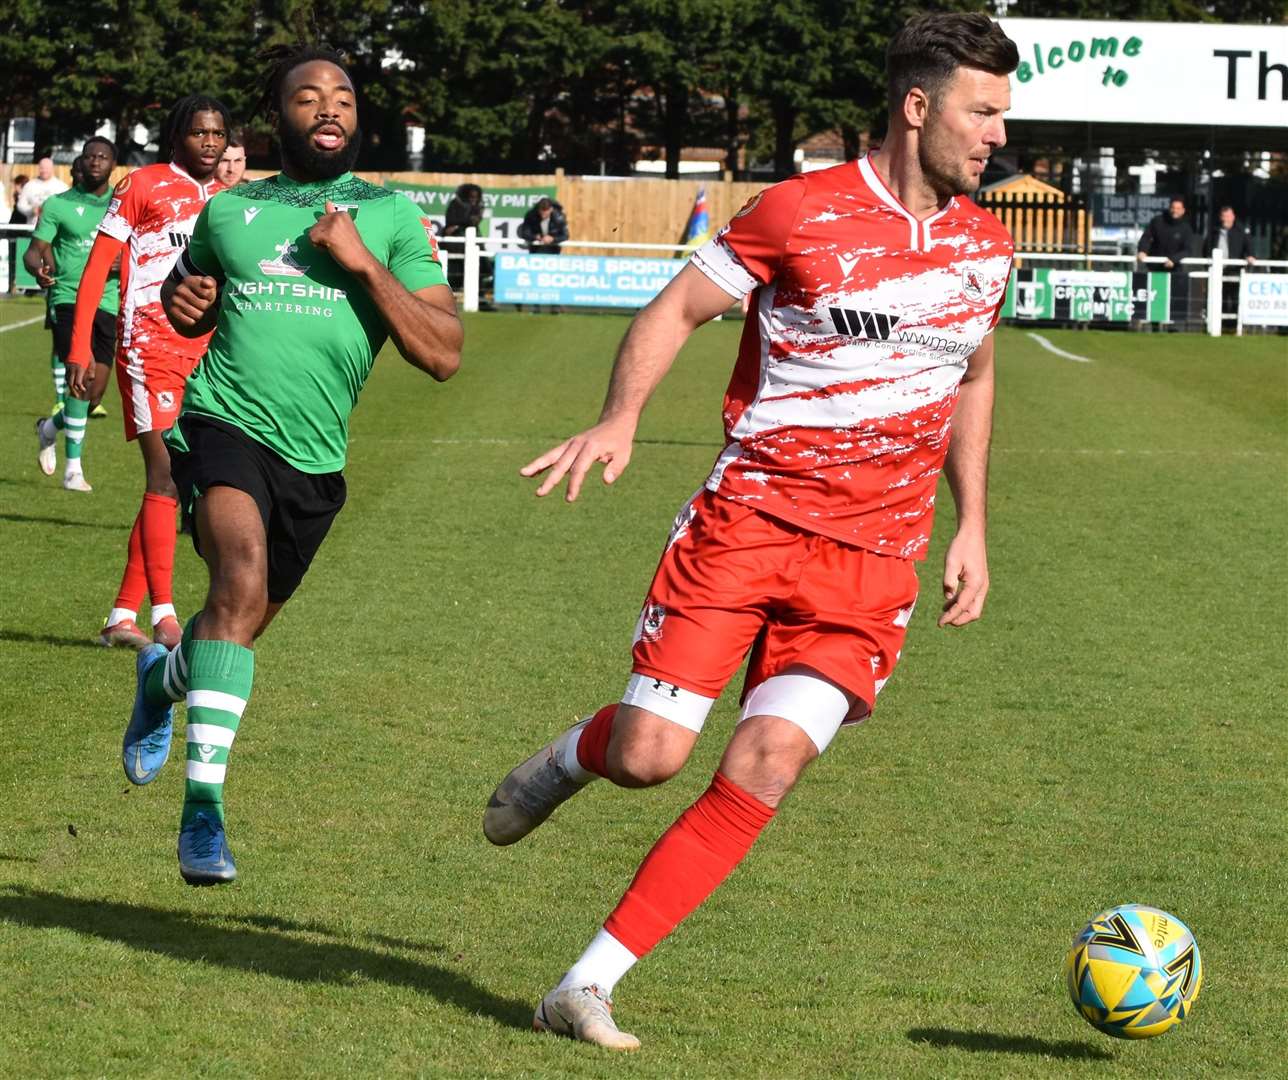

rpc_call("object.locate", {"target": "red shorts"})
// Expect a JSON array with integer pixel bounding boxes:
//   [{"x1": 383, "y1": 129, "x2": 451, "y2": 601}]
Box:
[
  {"x1": 116, "y1": 346, "x2": 198, "y2": 441},
  {"x1": 631, "y1": 490, "x2": 920, "y2": 721}
]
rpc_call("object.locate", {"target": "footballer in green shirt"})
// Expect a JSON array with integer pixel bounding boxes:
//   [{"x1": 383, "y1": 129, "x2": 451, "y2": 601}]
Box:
[
  {"x1": 27, "y1": 137, "x2": 120, "y2": 490},
  {"x1": 122, "y1": 45, "x2": 462, "y2": 887}
]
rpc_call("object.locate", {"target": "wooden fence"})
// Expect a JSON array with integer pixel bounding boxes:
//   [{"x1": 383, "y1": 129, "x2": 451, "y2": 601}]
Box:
[{"x1": 975, "y1": 190, "x2": 1088, "y2": 253}]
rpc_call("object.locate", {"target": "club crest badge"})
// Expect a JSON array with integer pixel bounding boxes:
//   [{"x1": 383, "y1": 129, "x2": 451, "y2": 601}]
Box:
[{"x1": 962, "y1": 266, "x2": 989, "y2": 305}]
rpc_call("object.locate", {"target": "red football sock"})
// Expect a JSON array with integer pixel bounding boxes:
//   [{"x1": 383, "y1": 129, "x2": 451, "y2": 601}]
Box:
[
  {"x1": 140, "y1": 492, "x2": 178, "y2": 608},
  {"x1": 604, "y1": 771, "x2": 776, "y2": 958},
  {"x1": 113, "y1": 507, "x2": 147, "y2": 611},
  {"x1": 575, "y1": 703, "x2": 617, "y2": 778}
]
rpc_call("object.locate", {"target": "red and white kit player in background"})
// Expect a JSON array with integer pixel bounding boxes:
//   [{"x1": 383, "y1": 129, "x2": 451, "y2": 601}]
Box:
[
  {"x1": 484, "y1": 12, "x2": 1020, "y2": 1052},
  {"x1": 68, "y1": 96, "x2": 229, "y2": 649}
]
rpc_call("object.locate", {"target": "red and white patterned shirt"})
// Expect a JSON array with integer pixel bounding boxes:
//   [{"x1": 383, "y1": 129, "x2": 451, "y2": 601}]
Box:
[
  {"x1": 98, "y1": 162, "x2": 223, "y2": 368},
  {"x1": 690, "y1": 155, "x2": 1013, "y2": 560}
]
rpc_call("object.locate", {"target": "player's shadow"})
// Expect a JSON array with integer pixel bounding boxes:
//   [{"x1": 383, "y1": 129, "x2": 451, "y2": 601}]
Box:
[
  {"x1": 907, "y1": 1027, "x2": 1113, "y2": 1061},
  {"x1": 0, "y1": 629, "x2": 103, "y2": 650},
  {"x1": 0, "y1": 512, "x2": 127, "y2": 531},
  {"x1": 0, "y1": 886, "x2": 532, "y2": 1029}
]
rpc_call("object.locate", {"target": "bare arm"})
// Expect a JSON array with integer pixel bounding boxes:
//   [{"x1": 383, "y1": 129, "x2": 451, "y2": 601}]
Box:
[
  {"x1": 161, "y1": 272, "x2": 221, "y2": 338},
  {"x1": 23, "y1": 238, "x2": 55, "y2": 287},
  {"x1": 939, "y1": 331, "x2": 995, "y2": 628},
  {"x1": 521, "y1": 262, "x2": 737, "y2": 501},
  {"x1": 308, "y1": 200, "x2": 461, "y2": 381}
]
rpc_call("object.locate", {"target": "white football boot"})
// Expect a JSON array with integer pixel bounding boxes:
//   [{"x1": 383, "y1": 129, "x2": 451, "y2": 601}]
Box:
[
  {"x1": 483, "y1": 720, "x2": 590, "y2": 845},
  {"x1": 533, "y1": 984, "x2": 640, "y2": 1051}
]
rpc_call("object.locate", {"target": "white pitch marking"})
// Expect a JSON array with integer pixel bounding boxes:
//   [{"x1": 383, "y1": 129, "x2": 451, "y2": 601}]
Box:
[
  {"x1": 1026, "y1": 331, "x2": 1092, "y2": 363},
  {"x1": 0, "y1": 315, "x2": 46, "y2": 334}
]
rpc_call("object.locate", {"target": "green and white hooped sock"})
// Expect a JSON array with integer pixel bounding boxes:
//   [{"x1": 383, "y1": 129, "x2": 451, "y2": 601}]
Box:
[
  {"x1": 62, "y1": 396, "x2": 89, "y2": 467},
  {"x1": 51, "y1": 351, "x2": 66, "y2": 407},
  {"x1": 145, "y1": 614, "x2": 200, "y2": 706},
  {"x1": 182, "y1": 639, "x2": 254, "y2": 828}
]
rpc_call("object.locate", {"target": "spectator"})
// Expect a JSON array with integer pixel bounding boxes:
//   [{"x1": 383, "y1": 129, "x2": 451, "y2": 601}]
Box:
[
  {"x1": 16, "y1": 157, "x2": 69, "y2": 225},
  {"x1": 6, "y1": 174, "x2": 30, "y2": 292},
  {"x1": 518, "y1": 197, "x2": 569, "y2": 254},
  {"x1": 442, "y1": 183, "x2": 484, "y2": 237},
  {"x1": 1206, "y1": 205, "x2": 1255, "y2": 265},
  {"x1": 1136, "y1": 195, "x2": 1195, "y2": 271},
  {"x1": 1137, "y1": 195, "x2": 1197, "y2": 329},
  {"x1": 217, "y1": 136, "x2": 247, "y2": 187}
]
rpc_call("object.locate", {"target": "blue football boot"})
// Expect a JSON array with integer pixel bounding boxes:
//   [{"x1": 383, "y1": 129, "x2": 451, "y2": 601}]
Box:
[
  {"x1": 178, "y1": 811, "x2": 237, "y2": 886},
  {"x1": 122, "y1": 644, "x2": 174, "y2": 785}
]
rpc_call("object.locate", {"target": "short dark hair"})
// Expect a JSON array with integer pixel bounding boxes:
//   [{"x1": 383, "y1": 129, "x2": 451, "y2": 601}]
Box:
[
  {"x1": 535, "y1": 197, "x2": 552, "y2": 211},
  {"x1": 887, "y1": 12, "x2": 1019, "y2": 110},
  {"x1": 226, "y1": 131, "x2": 243, "y2": 149},
  {"x1": 1169, "y1": 195, "x2": 1186, "y2": 206},
  {"x1": 82, "y1": 135, "x2": 117, "y2": 159},
  {"x1": 253, "y1": 44, "x2": 355, "y2": 121},
  {"x1": 1218, "y1": 204, "x2": 1234, "y2": 214},
  {"x1": 159, "y1": 94, "x2": 233, "y2": 160}
]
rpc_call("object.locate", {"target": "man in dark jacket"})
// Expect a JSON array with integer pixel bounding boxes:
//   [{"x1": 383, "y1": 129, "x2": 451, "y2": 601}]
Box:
[
  {"x1": 442, "y1": 183, "x2": 484, "y2": 237},
  {"x1": 518, "y1": 197, "x2": 568, "y2": 254},
  {"x1": 1206, "y1": 206, "x2": 1255, "y2": 264},
  {"x1": 1136, "y1": 196, "x2": 1195, "y2": 270},
  {"x1": 1137, "y1": 196, "x2": 1197, "y2": 328}
]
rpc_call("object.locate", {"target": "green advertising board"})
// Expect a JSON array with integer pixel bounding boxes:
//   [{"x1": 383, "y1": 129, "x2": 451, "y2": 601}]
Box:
[
  {"x1": 380, "y1": 181, "x2": 556, "y2": 241},
  {"x1": 1000, "y1": 266, "x2": 1170, "y2": 323}
]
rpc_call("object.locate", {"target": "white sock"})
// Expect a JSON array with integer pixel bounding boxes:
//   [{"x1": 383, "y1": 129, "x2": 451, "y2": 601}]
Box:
[
  {"x1": 556, "y1": 928, "x2": 638, "y2": 997},
  {"x1": 556, "y1": 719, "x2": 596, "y2": 784},
  {"x1": 150, "y1": 603, "x2": 177, "y2": 626},
  {"x1": 107, "y1": 607, "x2": 137, "y2": 627},
  {"x1": 64, "y1": 460, "x2": 83, "y2": 477}
]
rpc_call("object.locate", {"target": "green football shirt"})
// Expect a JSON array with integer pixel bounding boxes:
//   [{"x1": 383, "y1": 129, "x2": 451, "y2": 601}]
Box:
[
  {"x1": 31, "y1": 187, "x2": 120, "y2": 314},
  {"x1": 173, "y1": 172, "x2": 447, "y2": 474}
]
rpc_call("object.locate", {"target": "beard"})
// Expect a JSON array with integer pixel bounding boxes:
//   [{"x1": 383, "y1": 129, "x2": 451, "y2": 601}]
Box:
[
  {"x1": 279, "y1": 119, "x2": 363, "y2": 180},
  {"x1": 918, "y1": 123, "x2": 979, "y2": 198}
]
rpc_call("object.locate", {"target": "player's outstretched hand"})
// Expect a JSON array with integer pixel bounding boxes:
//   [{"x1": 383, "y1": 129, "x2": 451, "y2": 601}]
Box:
[
  {"x1": 309, "y1": 201, "x2": 374, "y2": 274},
  {"x1": 169, "y1": 275, "x2": 220, "y2": 330},
  {"x1": 939, "y1": 528, "x2": 989, "y2": 627},
  {"x1": 521, "y1": 417, "x2": 636, "y2": 502}
]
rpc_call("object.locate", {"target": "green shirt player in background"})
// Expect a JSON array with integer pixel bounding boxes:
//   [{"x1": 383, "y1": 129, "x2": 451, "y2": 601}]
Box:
[
  {"x1": 28, "y1": 137, "x2": 121, "y2": 491},
  {"x1": 121, "y1": 44, "x2": 462, "y2": 885}
]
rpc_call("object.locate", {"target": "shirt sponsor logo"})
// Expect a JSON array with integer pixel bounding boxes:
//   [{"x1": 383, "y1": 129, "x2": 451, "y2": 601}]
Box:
[
  {"x1": 108, "y1": 199, "x2": 121, "y2": 214},
  {"x1": 243, "y1": 207, "x2": 262, "y2": 225},
  {"x1": 836, "y1": 253, "x2": 860, "y2": 278},
  {"x1": 75, "y1": 207, "x2": 86, "y2": 217},
  {"x1": 167, "y1": 230, "x2": 193, "y2": 249},
  {"x1": 258, "y1": 238, "x2": 311, "y2": 277},
  {"x1": 828, "y1": 306, "x2": 902, "y2": 340}
]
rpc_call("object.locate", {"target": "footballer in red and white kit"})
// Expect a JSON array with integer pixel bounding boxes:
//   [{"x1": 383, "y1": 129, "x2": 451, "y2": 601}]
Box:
[
  {"x1": 68, "y1": 95, "x2": 230, "y2": 652},
  {"x1": 485, "y1": 13, "x2": 1021, "y2": 1053},
  {"x1": 89, "y1": 161, "x2": 223, "y2": 439}
]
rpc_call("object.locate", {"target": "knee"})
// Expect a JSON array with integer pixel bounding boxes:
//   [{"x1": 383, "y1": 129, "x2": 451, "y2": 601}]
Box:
[
  {"x1": 204, "y1": 567, "x2": 268, "y2": 640},
  {"x1": 607, "y1": 729, "x2": 691, "y2": 788}
]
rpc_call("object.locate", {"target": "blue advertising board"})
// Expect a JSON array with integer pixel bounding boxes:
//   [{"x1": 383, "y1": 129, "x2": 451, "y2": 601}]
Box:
[{"x1": 493, "y1": 251, "x2": 686, "y2": 308}]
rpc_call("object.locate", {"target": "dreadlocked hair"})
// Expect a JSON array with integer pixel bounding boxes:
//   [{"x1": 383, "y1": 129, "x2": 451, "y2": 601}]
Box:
[
  {"x1": 158, "y1": 94, "x2": 232, "y2": 161},
  {"x1": 252, "y1": 43, "x2": 354, "y2": 121}
]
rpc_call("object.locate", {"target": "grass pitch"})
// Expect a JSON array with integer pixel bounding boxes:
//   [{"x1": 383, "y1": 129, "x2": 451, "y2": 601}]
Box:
[{"x1": 1, "y1": 297, "x2": 1285, "y2": 1078}]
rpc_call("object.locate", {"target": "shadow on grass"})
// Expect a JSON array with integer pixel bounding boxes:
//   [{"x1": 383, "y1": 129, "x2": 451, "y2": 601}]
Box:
[
  {"x1": 907, "y1": 1028, "x2": 1113, "y2": 1061},
  {"x1": 0, "y1": 630, "x2": 103, "y2": 650},
  {"x1": 0, "y1": 886, "x2": 531, "y2": 1029},
  {"x1": 0, "y1": 512, "x2": 128, "y2": 530},
  {"x1": 0, "y1": 854, "x2": 37, "y2": 864}
]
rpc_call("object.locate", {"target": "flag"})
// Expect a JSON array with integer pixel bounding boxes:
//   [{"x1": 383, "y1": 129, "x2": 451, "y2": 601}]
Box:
[{"x1": 677, "y1": 184, "x2": 710, "y2": 256}]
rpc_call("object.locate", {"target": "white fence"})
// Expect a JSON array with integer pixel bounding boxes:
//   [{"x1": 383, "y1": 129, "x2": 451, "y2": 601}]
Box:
[{"x1": 5, "y1": 221, "x2": 1285, "y2": 336}]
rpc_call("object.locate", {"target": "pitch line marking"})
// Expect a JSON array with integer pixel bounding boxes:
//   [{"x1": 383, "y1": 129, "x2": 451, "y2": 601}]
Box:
[
  {"x1": 1026, "y1": 331, "x2": 1092, "y2": 363},
  {"x1": 0, "y1": 315, "x2": 46, "y2": 333}
]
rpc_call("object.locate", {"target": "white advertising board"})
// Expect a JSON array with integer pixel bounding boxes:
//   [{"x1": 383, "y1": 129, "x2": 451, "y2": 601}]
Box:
[
  {"x1": 998, "y1": 18, "x2": 1288, "y2": 128},
  {"x1": 1239, "y1": 274, "x2": 1288, "y2": 327}
]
